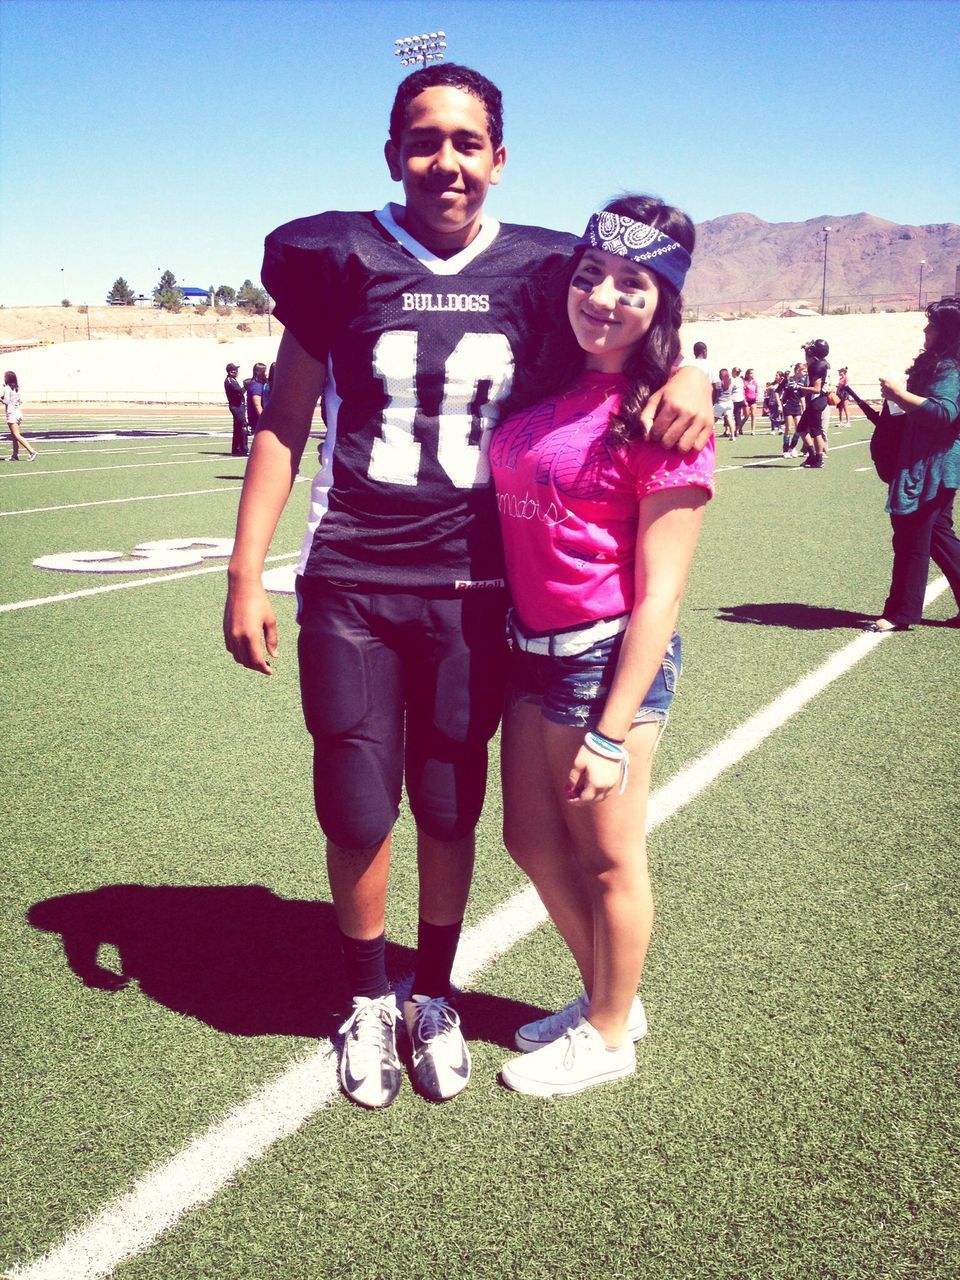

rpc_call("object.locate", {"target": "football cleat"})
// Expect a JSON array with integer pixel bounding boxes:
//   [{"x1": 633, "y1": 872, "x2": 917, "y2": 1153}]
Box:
[
  {"x1": 337, "y1": 994, "x2": 402, "y2": 1109},
  {"x1": 403, "y1": 994, "x2": 472, "y2": 1101}
]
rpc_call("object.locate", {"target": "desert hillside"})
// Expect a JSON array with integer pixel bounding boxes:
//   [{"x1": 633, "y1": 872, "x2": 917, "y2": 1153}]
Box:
[{"x1": 686, "y1": 212, "x2": 959, "y2": 314}]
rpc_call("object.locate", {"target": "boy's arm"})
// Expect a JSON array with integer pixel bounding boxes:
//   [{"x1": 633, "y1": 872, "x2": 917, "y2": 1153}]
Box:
[
  {"x1": 223, "y1": 330, "x2": 325, "y2": 674},
  {"x1": 641, "y1": 364, "x2": 714, "y2": 453}
]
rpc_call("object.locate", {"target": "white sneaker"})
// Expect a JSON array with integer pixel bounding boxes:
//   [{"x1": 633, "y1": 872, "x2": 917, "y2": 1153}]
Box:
[
  {"x1": 337, "y1": 994, "x2": 402, "y2": 1109},
  {"x1": 501, "y1": 1020, "x2": 636, "y2": 1097},
  {"x1": 514, "y1": 992, "x2": 647, "y2": 1052},
  {"x1": 403, "y1": 994, "x2": 472, "y2": 1101}
]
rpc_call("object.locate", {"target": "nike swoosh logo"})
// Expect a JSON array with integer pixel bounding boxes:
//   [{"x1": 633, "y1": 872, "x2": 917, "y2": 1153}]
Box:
[
  {"x1": 342, "y1": 1062, "x2": 369, "y2": 1094},
  {"x1": 449, "y1": 1053, "x2": 471, "y2": 1080}
]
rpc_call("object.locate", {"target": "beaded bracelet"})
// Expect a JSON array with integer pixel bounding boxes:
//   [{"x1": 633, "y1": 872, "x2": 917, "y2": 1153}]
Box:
[{"x1": 583, "y1": 730, "x2": 630, "y2": 795}]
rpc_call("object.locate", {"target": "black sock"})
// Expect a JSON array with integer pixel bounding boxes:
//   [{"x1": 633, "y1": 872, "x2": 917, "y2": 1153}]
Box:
[
  {"x1": 339, "y1": 929, "x2": 389, "y2": 1000},
  {"x1": 411, "y1": 918, "x2": 463, "y2": 1000}
]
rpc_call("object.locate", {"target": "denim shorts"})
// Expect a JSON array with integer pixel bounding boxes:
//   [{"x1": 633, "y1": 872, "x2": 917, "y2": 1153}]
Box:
[{"x1": 509, "y1": 631, "x2": 682, "y2": 729}]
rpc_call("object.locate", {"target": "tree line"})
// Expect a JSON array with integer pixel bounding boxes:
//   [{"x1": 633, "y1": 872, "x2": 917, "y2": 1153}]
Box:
[{"x1": 106, "y1": 271, "x2": 269, "y2": 314}]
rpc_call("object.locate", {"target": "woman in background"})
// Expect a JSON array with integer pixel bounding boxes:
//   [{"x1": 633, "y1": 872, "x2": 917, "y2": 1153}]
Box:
[
  {"x1": 245, "y1": 362, "x2": 267, "y2": 434},
  {"x1": 714, "y1": 367, "x2": 735, "y2": 439},
  {"x1": 730, "y1": 366, "x2": 746, "y2": 435},
  {"x1": 780, "y1": 362, "x2": 805, "y2": 457},
  {"x1": 2, "y1": 371, "x2": 37, "y2": 461},
  {"x1": 742, "y1": 367, "x2": 759, "y2": 435},
  {"x1": 867, "y1": 298, "x2": 960, "y2": 631},
  {"x1": 836, "y1": 366, "x2": 850, "y2": 425},
  {"x1": 765, "y1": 371, "x2": 785, "y2": 435},
  {"x1": 262, "y1": 361, "x2": 277, "y2": 410}
]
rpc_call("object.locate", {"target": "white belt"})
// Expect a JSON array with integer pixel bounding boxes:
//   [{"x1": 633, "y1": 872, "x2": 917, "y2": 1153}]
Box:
[{"x1": 510, "y1": 611, "x2": 629, "y2": 657}]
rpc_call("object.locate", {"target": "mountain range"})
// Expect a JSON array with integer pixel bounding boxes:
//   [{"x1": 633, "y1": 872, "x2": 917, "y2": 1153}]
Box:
[{"x1": 685, "y1": 212, "x2": 960, "y2": 315}]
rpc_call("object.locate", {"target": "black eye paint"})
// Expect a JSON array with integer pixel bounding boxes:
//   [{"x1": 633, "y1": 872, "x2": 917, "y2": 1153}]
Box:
[
  {"x1": 618, "y1": 294, "x2": 646, "y2": 309},
  {"x1": 571, "y1": 273, "x2": 594, "y2": 292}
]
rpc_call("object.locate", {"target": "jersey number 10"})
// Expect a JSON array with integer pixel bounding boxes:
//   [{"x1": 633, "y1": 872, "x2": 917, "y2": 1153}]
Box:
[{"x1": 368, "y1": 331, "x2": 514, "y2": 488}]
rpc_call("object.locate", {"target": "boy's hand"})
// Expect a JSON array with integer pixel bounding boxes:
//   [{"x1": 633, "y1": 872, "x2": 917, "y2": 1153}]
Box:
[
  {"x1": 642, "y1": 365, "x2": 714, "y2": 452},
  {"x1": 224, "y1": 578, "x2": 278, "y2": 675}
]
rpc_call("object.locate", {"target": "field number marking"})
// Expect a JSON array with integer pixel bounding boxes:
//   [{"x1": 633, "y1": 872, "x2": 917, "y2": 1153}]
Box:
[{"x1": 34, "y1": 538, "x2": 235, "y2": 574}]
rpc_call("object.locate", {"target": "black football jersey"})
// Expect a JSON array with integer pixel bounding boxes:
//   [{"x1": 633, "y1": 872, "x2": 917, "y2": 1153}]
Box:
[
  {"x1": 262, "y1": 205, "x2": 575, "y2": 587},
  {"x1": 805, "y1": 359, "x2": 829, "y2": 406}
]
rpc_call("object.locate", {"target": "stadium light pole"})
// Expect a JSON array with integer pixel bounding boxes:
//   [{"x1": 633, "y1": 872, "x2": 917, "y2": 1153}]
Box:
[
  {"x1": 918, "y1": 260, "x2": 925, "y2": 310},
  {"x1": 393, "y1": 30, "x2": 447, "y2": 71},
  {"x1": 820, "y1": 226, "x2": 831, "y2": 315}
]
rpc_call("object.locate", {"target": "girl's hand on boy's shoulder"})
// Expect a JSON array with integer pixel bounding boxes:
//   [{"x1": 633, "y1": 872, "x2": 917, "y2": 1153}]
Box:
[{"x1": 642, "y1": 365, "x2": 714, "y2": 453}]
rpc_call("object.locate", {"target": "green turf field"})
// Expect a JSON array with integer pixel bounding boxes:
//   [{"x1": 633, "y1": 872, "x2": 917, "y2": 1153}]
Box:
[{"x1": 2, "y1": 414, "x2": 958, "y2": 1279}]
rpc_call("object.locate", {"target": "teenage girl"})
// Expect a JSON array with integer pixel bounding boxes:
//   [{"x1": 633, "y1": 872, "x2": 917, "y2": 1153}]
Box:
[
  {"x1": 2, "y1": 371, "x2": 37, "y2": 461},
  {"x1": 730, "y1": 366, "x2": 746, "y2": 434},
  {"x1": 742, "y1": 367, "x2": 759, "y2": 434},
  {"x1": 714, "y1": 368, "x2": 735, "y2": 438},
  {"x1": 490, "y1": 194, "x2": 715, "y2": 1096},
  {"x1": 836, "y1": 366, "x2": 850, "y2": 425}
]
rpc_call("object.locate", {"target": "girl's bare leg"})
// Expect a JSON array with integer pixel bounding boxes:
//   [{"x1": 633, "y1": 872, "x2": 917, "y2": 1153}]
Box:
[{"x1": 544, "y1": 721, "x2": 659, "y2": 1047}]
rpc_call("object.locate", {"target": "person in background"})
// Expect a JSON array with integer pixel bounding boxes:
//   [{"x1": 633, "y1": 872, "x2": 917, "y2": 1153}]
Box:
[
  {"x1": 1, "y1": 371, "x2": 37, "y2": 461},
  {"x1": 262, "y1": 361, "x2": 277, "y2": 410},
  {"x1": 781, "y1": 361, "x2": 805, "y2": 457},
  {"x1": 691, "y1": 341, "x2": 717, "y2": 390},
  {"x1": 224, "y1": 363, "x2": 248, "y2": 457},
  {"x1": 797, "y1": 339, "x2": 830, "y2": 469},
  {"x1": 245, "y1": 362, "x2": 267, "y2": 435},
  {"x1": 867, "y1": 297, "x2": 960, "y2": 632},
  {"x1": 742, "y1": 367, "x2": 759, "y2": 435},
  {"x1": 730, "y1": 366, "x2": 746, "y2": 435},
  {"x1": 836, "y1": 366, "x2": 851, "y2": 425},
  {"x1": 764, "y1": 371, "x2": 785, "y2": 435},
  {"x1": 491, "y1": 194, "x2": 714, "y2": 1096},
  {"x1": 714, "y1": 367, "x2": 736, "y2": 439}
]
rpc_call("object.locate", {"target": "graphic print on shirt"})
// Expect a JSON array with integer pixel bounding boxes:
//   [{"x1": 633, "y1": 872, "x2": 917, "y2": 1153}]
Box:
[{"x1": 490, "y1": 397, "x2": 619, "y2": 501}]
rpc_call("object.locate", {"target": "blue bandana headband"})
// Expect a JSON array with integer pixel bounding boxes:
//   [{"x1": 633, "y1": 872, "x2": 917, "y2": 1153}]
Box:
[{"x1": 580, "y1": 211, "x2": 692, "y2": 292}]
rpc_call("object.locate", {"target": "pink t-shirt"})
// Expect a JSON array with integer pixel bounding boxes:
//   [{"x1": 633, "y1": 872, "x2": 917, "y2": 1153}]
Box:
[{"x1": 490, "y1": 371, "x2": 715, "y2": 631}]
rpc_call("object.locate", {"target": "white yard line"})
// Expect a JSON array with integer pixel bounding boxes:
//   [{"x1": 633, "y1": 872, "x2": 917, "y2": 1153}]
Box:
[
  {"x1": 0, "y1": 488, "x2": 241, "y2": 518},
  {"x1": 714, "y1": 436, "x2": 868, "y2": 475},
  {"x1": 18, "y1": 445, "x2": 219, "y2": 459},
  {"x1": 0, "y1": 458, "x2": 227, "y2": 481},
  {"x1": 7, "y1": 573, "x2": 949, "y2": 1280},
  {"x1": 0, "y1": 552, "x2": 299, "y2": 614},
  {"x1": 0, "y1": 477, "x2": 303, "y2": 519}
]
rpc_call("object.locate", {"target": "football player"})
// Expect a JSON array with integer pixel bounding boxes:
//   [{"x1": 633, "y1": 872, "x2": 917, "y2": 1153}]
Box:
[{"x1": 224, "y1": 63, "x2": 713, "y2": 1109}]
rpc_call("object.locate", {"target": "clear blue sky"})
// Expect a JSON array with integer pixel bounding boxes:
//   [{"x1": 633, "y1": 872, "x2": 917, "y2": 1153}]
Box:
[{"x1": 1, "y1": 0, "x2": 958, "y2": 306}]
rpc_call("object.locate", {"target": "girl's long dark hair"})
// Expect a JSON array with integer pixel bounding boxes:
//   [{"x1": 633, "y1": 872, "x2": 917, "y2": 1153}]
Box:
[
  {"x1": 3, "y1": 371, "x2": 18, "y2": 392},
  {"x1": 606, "y1": 195, "x2": 694, "y2": 444},
  {"x1": 504, "y1": 194, "x2": 694, "y2": 445},
  {"x1": 907, "y1": 296, "x2": 960, "y2": 386}
]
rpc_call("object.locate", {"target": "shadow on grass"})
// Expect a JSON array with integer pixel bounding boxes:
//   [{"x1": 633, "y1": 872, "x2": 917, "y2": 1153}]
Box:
[
  {"x1": 714, "y1": 602, "x2": 873, "y2": 630},
  {"x1": 26, "y1": 884, "x2": 543, "y2": 1048},
  {"x1": 453, "y1": 990, "x2": 555, "y2": 1052},
  {"x1": 26, "y1": 884, "x2": 411, "y2": 1039}
]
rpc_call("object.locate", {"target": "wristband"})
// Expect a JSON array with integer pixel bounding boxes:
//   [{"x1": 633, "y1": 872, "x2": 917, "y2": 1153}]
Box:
[{"x1": 583, "y1": 731, "x2": 630, "y2": 795}]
